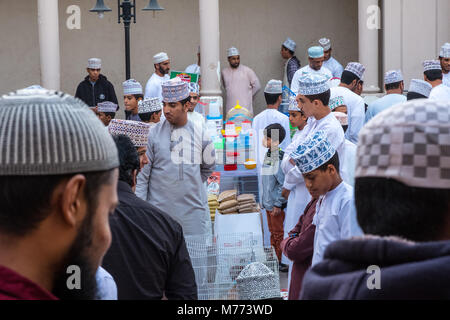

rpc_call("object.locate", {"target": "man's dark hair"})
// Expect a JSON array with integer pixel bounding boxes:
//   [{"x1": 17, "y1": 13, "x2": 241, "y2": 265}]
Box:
[
  {"x1": 282, "y1": 45, "x2": 294, "y2": 56},
  {"x1": 355, "y1": 177, "x2": 450, "y2": 241},
  {"x1": 0, "y1": 170, "x2": 115, "y2": 237},
  {"x1": 304, "y1": 89, "x2": 331, "y2": 106},
  {"x1": 103, "y1": 112, "x2": 116, "y2": 119},
  {"x1": 180, "y1": 96, "x2": 190, "y2": 106},
  {"x1": 341, "y1": 70, "x2": 361, "y2": 85},
  {"x1": 138, "y1": 110, "x2": 161, "y2": 122},
  {"x1": 385, "y1": 81, "x2": 403, "y2": 91},
  {"x1": 317, "y1": 152, "x2": 340, "y2": 173},
  {"x1": 424, "y1": 70, "x2": 443, "y2": 82},
  {"x1": 264, "y1": 92, "x2": 282, "y2": 105},
  {"x1": 407, "y1": 92, "x2": 427, "y2": 101},
  {"x1": 113, "y1": 135, "x2": 140, "y2": 187},
  {"x1": 263, "y1": 123, "x2": 286, "y2": 144},
  {"x1": 132, "y1": 94, "x2": 144, "y2": 101}
]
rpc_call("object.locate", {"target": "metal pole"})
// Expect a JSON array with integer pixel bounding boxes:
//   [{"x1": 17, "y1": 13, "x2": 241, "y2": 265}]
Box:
[
  {"x1": 119, "y1": 0, "x2": 135, "y2": 80},
  {"x1": 124, "y1": 23, "x2": 131, "y2": 80}
]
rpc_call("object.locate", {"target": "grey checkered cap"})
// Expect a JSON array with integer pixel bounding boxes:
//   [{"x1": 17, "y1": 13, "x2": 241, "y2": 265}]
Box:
[
  {"x1": 356, "y1": 99, "x2": 450, "y2": 189},
  {"x1": 0, "y1": 88, "x2": 119, "y2": 176}
]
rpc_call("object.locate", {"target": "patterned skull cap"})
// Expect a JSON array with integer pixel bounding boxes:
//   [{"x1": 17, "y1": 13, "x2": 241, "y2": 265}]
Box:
[
  {"x1": 227, "y1": 47, "x2": 240, "y2": 57},
  {"x1": 88, "y1": 58, "x2": 102, "y2": 69},
  {"x1": 161, "y1": 78, "x2": 190, "y2": 103},
  {"x1": 108, "y1": 119, "x2": 151, "y2": 148},
  {"x1": 423, "y1": 60, "x2": 442, "y2": 72},
  {"x1": 283, "y1": 37, "x2": 296, "y2": 52},
  {"x1": 297, "y1": 73, "x2": 330, "y2": 96},
  {"x1": 123, "y1": 79, "x2": 143, "y2": 95},
  {"x1": 97, "y1": 101, "x2": 118, "y2": 113},
  {"x1": 319, "y1": 38, "x2": 331, "y2": 51},
  {"x1": 264, "y1": 79, "x2": 283, "y2": 94},
  {"x1": 138, "y1": 97, "x2": 162, "y2": 114},
  {"x1": 439, "y1": 42, "x2": 450, "y2": 58},
  {"x1": 291, "y1": 130, "x2": 336, "y2": 174},
  {"x1": 384, "y1": 69, "x2": 404, "y2": 85},
  {"x1": 345, "y1": 62, "x2": 366, "y2": 80},
  {"x1": 329, "y1": 95, "x2": 345, "y2": 111},
  {"x1": 288, "y1": 95, "x2": 301, "y2": 112},
  {"x1": 356, "y1": 99, "x2": 450, "y2": 189},
  {"x1": 188, "y1": 82, "x2": 200, "y2": 94},
  {"x1": 408, "y1": 79, "x2": 432, "y2": 98},
  {"x1": 236, "y1": 262, "x2": 281, "y2": 300}
]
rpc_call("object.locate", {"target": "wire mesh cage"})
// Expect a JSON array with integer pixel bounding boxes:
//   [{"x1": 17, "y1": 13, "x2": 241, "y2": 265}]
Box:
[{"x1": 184, "y1": 232, "x2": 280, "y2": 300}]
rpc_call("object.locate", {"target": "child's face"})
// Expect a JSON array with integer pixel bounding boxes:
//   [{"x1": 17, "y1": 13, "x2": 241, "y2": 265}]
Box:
[
  {"x1": 263, "y1": 136, "x2": 279, "y2": 150},
  {"x1": 289, "y1": 111, "x2": 307, "y2": 129},
  {"x1": 151, "y1": 110, "x2": 162, "y2": 123},
  {"x1": 263, "y1": 136, "x2": 271, "y2": 149},
  {"x1": 97, "y1": 112, "x2": 111, "y2": 126},
  {"x1": 303, "y1": 166, "x2": 335, "y2": 199},
  {"x1": 124, "y1": 95, "x2": 139, "y2": 112}
]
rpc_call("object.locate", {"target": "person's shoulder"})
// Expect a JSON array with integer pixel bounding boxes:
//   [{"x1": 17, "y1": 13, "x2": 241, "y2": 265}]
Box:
[
  {"x1": 253, "y1": 109, "x2": 267, "y2": 120},
  {"x1": 336, "y1": 182, "x2": 354, "y2": 204},
  {"x1": 118, "y1": 193, "x2": 183, "y2": 234}
]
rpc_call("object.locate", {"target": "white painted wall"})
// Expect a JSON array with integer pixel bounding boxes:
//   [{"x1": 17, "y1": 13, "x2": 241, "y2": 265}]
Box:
[{"x1": 383, "y1": 0, "x2": 450, "y2": 91}]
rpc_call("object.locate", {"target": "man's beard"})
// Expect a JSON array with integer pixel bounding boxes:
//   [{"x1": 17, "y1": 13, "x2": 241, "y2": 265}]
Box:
[
  {"x1": 231, "y1": 63, "x2": 240, "y2": 69},
  {"x1": 51, "y1": 207, "x2": 99, "y2": 300},
  {"x1": 159, "y1": 66, "x2": 169, "y2": 75}
]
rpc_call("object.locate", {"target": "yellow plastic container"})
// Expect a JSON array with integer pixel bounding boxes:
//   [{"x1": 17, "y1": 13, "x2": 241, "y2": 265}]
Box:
[{"x1": 244, "y1": 159, "x2": 257, "y2": 170}]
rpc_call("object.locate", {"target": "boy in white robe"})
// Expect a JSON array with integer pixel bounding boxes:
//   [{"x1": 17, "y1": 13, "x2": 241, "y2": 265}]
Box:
[
  {"x1": 290, "y1": 131, "x2": 363, "y2": 267},
  {"x1": 280, "y1": 73, "x2": 345, "y2": 287}
]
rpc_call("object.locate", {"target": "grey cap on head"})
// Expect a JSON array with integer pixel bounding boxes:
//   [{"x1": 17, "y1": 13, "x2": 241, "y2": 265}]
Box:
[
  {"x1": 0, "y1": 88, "x2": 119, "y2": 176},
  {"x1": 356, "y1": 99, "x2": 450, "y2": 189}
]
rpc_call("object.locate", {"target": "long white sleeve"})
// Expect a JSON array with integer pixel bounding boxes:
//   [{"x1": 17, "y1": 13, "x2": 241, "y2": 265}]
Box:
[{"x1": 345, "y1": 97, "x2": 365, "y2": 144}]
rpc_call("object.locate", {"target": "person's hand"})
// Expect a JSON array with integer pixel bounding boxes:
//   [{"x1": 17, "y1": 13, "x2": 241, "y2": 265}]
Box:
[
  {"x1": 289, "y1": 158, "x2": 295, "y2": 166},
  {"x1": 282, "y1": 188, "x2": 290, "y2": 200},
  {"x1": 272, "y1": 207, "x2": 282, "y2": 216}
]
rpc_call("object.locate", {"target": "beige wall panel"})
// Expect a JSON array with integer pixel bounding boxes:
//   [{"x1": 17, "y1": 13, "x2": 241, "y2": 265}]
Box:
[{"x1": 0, "y1": 0, "x2": 358, "y2": 117}]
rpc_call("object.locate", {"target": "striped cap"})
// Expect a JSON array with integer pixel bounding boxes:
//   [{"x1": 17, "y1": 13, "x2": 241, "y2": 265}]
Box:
[{"x1": 0, "y1": 88, "x2": 119, "y2": 176}]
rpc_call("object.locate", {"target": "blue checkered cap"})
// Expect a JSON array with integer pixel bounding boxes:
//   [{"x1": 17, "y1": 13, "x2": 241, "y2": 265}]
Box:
[{"x1": 290, "y1": 130, "x2": 336, "y2": 174}]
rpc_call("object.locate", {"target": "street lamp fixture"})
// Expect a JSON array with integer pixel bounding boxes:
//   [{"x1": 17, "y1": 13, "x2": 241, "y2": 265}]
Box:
[{"x1": 90, "y1": 0, "x2": 164, "y2": 80}]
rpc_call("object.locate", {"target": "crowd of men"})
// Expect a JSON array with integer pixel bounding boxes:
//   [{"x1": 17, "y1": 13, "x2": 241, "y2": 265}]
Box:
[{"x1": 0, "y1": 36, "x2": 449, "y2": 300}]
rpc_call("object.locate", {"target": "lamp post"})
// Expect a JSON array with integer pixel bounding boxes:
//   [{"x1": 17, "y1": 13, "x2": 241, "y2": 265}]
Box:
[{"x1": 90, "y1": 0, "x2": 164, "y2": 80}]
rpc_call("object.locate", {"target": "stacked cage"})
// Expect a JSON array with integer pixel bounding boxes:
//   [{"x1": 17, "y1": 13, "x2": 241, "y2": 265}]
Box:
[{"x1": 184, "y1": 232, "x2": 280, "y2": 300}]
